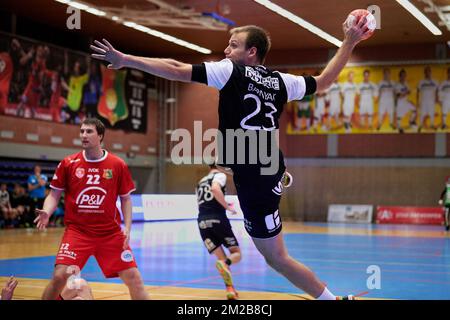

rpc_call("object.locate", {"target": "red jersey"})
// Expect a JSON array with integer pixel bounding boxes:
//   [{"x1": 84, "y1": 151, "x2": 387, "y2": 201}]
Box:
[
  {"x1": 0, "y1": 52, "x2": 13, "y2": 89},
  {"x1": 0, "y1": 52, "x2": 13, "y2": 107},
  {"x1": 50, "y1": 150, "x2": 135, "y2": 237}
]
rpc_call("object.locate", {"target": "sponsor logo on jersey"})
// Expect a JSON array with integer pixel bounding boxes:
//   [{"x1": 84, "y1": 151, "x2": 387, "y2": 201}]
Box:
[
  {"x1": 69, "y1": 159, "x2": 81, "y2": 164},
  {"x1": 88, "y1": 168, "x2": 99, "y2": 173},
  {"x1": 103, "y1": 169, "x2": 113, "y2": 179},
  {"x1": 75, "y1": 168, "x2": 85, "y2": 179},
  {"x1": 121, "y1": 250, "x2": 134, "y2": 262},
  {"x1": 245, "y1": 67, "x2": 280, "y2": 90},
  {"x1": 75, "y1": 186, "x2": 107, "y2": 209}
]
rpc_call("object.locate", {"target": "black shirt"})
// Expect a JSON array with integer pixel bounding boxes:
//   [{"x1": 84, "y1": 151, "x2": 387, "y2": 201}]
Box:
[
  {"x1": 192, "y1": 59, "x2": 316, "y2": 172},
  {"x1": 196, "y1": 171, "x2": 227, "y2": 217}
]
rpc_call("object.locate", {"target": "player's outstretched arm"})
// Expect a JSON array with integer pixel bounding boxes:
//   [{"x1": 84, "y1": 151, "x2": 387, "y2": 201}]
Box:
[
  {"x1": 120, "y1": 195, "x2": 133, "y2": 249},
  {"x1": 314, "y1": 17, "x2": 372, "y2": 92},
  {"x1": 34, "y1": 189, "x2": 63, "y2": 230},
  {"x1": 90, "y1": 39, "x2": 193, "y2": 82},
  {"x1": 211, "y1": 182, "x2": 236, "y2": 214}
]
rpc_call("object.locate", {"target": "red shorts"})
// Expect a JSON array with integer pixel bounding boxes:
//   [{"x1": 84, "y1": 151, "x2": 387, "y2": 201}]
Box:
[{"x1": 55, "y1": 227, "x2": 137, "y2": 278}]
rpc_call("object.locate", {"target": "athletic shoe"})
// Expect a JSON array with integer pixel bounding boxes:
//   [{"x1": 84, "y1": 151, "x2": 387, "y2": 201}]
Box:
[
  {"x1": 226, "y1": 286, "x2": 239, "y2": 300},
  {"x1": 336, "y1": 295, "x2": 355, "y2": 300},
  {"x1": 216, "y1": 260, "x2": 233, "y2": 287}
]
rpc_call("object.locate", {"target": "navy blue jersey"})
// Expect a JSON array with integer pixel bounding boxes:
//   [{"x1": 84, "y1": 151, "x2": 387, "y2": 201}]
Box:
[
  {"x1": 192, "y1": 59, "x2": 316, "y2": 172},
  {"x1": 196, "y1": 171, "x2": 227, "y2": 217}
]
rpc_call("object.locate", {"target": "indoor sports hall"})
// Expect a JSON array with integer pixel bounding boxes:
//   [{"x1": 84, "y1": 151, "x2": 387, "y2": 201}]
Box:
[{"x1": 0, "y1": 0, "x2": 449, "y2": 301}]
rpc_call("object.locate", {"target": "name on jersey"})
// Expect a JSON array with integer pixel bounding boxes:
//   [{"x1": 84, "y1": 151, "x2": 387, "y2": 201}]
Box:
[
  {"x1": 248, "y1": 83, "x2": 276, "y2": 101},
  {"x1": 245, "y1": 67, "x2": 280, "y2": 90}
]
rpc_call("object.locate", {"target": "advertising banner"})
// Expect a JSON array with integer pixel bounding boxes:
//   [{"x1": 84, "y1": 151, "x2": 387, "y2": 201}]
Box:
[
  {"x1": 327, "y1": 204, "x2": 373, "y2": 223},
  {"x1": 376, "y1": 206, "x2": 444, "y2": 225}
]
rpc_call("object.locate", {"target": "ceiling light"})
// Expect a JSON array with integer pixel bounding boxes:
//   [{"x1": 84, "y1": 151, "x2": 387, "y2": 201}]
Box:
[
  {"x1": 253, "y1": 0, "x2": 343, "y2": 47},
  {"x1": 54, "y1": 0, "x2": 212, "y2": 54},
  {"x1": 396, "y1": 0, "x2": 442, "y2": 35},
  {"x1": 122, "y1": 21, "x2": 211, "y2": 54}
]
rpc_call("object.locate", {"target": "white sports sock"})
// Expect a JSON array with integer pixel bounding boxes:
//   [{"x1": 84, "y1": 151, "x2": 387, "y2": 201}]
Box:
[{"x1": 317, "y1": 287, "x2": 336, "y2": 300}]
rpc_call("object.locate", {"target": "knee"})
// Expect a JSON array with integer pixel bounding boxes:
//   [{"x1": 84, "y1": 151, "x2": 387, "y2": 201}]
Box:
[
  {"x1": 263, "y1": 252, "x2": 290, "y2": 271},
  {"x1": 52, "y1": 269, "x2": 70, "y2": 286},
  {"x1": 121, "y1": 269, "x2": 143, "y2": 287}
]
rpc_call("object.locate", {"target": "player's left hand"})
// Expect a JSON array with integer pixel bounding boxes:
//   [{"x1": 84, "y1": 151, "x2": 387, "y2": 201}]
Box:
[
  {"x1": 342, "y1": 16, "x2": 371, "y2": 45},
  {"x1": 122, "y1": 228, "x2": 130, "y2": 249},
  {"x1": 34, "y1": 209, "x2": 50, "y2": 230}
]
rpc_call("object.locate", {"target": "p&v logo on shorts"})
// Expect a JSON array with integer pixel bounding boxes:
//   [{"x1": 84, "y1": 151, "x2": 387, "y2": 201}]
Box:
[{"x1": 121, "y1": 250, "x2": 134, "y2": 262}]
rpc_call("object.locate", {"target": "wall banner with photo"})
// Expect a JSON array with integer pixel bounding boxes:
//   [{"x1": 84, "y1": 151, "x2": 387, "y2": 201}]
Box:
[
  {"x1": 286, "y1": 63, "x2": 450, "y2": 135},
  {"x1": 0, "y1": 33, "x2": 153, "y2": 133}
]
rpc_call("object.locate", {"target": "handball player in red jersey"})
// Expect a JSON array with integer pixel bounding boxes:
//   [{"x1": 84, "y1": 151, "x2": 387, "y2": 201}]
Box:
[{"x1": 34, "y1": 118, "x2": 149, "y2": 300}]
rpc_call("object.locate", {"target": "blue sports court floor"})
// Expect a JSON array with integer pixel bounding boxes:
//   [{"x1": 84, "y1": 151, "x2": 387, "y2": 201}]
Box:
[{"x1": 0, "y1": 221, "x2": 449, "y2": 300}]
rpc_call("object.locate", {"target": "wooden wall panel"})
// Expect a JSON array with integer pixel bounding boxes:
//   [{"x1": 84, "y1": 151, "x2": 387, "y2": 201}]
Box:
[{"x1": 281, "y1": 166, "x2": 446, "y2": 221}]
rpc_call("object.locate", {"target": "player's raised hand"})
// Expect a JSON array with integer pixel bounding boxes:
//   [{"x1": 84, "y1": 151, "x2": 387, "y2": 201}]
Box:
[
  {"x1": 343, "y1": 16, "x2": 371, "y2": 45},
  {"x1": 1, "y1": 276, "x2": 18, "y2": 300},
  {"x1": 34, "y1": 209, "x2": 50, "y2": 230},
  {"x1": 227, "y1": 203, "x2": 237, "y2": 215},
  {"x1": 90, "y1": 39, "x2": 126, "y2": 69}
]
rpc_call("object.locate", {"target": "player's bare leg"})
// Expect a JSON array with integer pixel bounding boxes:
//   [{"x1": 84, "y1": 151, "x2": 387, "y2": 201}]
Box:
[
  {"x1": 213, "y1": 246, "x2": 240, "y2": 299},
  {"x1": 227, "y1": 246, "x2": 241, "y2": 264},
  {"x1": 377, "y1": 113, "x2": 384, "y2": 131},
  {"x1": 441, "y1": 113, "x2": 447, "y2": 130},
  {"x1": 41, "y1": 264, "x2": 71, "y2": 300},
  {"x1": 397, "y1": 115, "x2": 404, "y2": 133},
  {"x1": 118, "y1": 267, "x2": 149, "y2": 300},
  {"x1": 445, "y1": 207, "x2": 449, "y2": 232},
  {"x1": 252, "y1": 232, "x2": 326, "y2": 298}
]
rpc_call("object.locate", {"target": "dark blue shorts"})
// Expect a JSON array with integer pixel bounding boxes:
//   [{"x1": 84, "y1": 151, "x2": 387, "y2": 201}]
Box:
[
  {"x1": 232, "y1": 167, "x2": 286, "y2": 239},
  {"x1": 197, "y1": 214, "x2": 239, "y2": 254}
]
